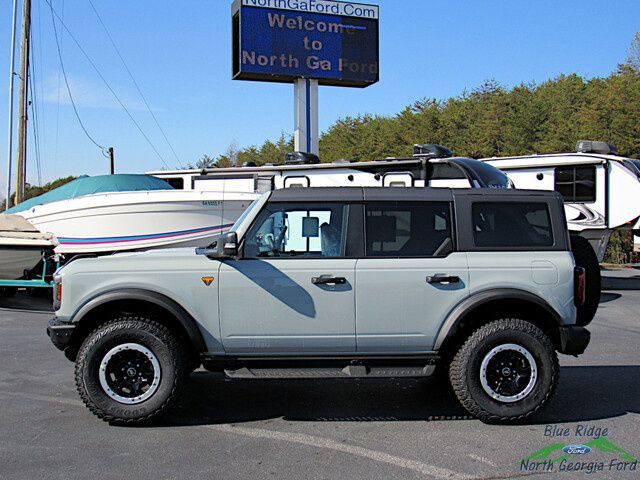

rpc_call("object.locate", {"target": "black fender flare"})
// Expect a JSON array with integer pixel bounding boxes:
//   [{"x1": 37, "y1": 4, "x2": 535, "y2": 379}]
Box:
[
  {"x1": 70, "y1": 288, "x2": 207, "y2": 353},
  {"x1": 433, "y1": 288, "x2": 563, "y2": 350}
]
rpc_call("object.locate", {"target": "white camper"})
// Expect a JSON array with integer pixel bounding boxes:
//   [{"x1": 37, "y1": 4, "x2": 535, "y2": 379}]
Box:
[
  {"x1": 149, "y1": 147, "x2": 512, "y2": 194},
  {"x1": 482, "y1": 141, "x2": 640, "y2": 261}
]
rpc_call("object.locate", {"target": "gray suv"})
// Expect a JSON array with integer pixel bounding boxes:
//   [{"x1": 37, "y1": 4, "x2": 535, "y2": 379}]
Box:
[{"x1": 47, "y1": 188, "x2": 592, "y2": 424}]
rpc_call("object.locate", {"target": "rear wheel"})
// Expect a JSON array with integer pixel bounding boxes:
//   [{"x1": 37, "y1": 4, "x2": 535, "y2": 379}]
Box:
[
  {"x1": 75, "y1": 316, "x2": 189, "y2": 425},
  {"x1": 571, "y1": 235, "x2": 601, "y2": 326},
  {"x1": 449, "y1": 318, "x2": 559, "y2": 423}
]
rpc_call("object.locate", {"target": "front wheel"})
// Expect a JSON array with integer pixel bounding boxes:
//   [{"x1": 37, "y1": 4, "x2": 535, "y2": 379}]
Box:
[
  {"x1": 449, "y1": 319, "x2": 559, "y2": 423},
  {"x1": 75, "y1": 317, "x2": 189, "y2": 425}
]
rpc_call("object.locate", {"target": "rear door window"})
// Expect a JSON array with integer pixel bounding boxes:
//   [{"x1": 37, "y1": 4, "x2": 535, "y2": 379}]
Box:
[
  {"x1": 472, "y1": 202, "x2": 553, "y2": 248},
  {"x1": 365, "y1": 202, "x2": 453, "y2": 257}
]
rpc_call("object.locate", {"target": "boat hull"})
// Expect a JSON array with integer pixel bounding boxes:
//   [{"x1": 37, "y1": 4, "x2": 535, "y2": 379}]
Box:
[
  {"x1": 16, "y1": 191, "x2": 257, "y2": 254},
  {"x1": 0, "y1": 247, "x2": 43, "y2": 280}
]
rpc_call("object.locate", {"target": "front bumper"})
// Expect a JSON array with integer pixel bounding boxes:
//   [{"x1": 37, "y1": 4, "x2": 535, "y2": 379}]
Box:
[
  {"x1": 47, "y1": 317, "x2": 76, "y2": 351},
  {"x1": 558, "y1": 326, "x2": 591, "y2": 356}
]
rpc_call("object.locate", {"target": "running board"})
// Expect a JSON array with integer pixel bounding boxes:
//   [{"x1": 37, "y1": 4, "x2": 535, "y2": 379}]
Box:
[{"x1": 223, "y1": 365, "x2": 436, "y2": 379}]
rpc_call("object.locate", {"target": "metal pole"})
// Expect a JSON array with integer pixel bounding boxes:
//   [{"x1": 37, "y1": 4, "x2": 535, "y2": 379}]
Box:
[
  {"x1": 108, "y1": 147, "x2": 115, "y2": 174},
  {"x1": 15, "y1": 0, "x2": 31, "y2": 205},
  {"x1": 4, "y1": 0, "x2": 19, "y2": 210},
  {"x1": 294, "y1": 78, "x2": 319, "y2": 155}
]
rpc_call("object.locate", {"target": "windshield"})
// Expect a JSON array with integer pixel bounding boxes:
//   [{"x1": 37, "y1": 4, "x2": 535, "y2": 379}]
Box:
[{"x1": 450, "y1": 158, "x2": 511, "y2": 189}]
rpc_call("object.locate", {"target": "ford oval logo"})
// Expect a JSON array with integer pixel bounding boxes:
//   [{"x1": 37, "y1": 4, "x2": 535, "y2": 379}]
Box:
[{"x1": 563, "y1": 445, "x2": 592, "y2": 455}]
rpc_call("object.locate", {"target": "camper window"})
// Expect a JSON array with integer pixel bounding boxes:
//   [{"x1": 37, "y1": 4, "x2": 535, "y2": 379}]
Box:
[
  {"x1": 163, "y1": 177, "x2": 184, "y2": 190},
  {"x1": 554, "y1": 166, "x2": 596, "y2": 203}
]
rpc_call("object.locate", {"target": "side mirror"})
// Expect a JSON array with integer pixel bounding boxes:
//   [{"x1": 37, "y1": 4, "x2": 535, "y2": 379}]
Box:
[{"x1": 221, "y1": 231, "x2": 238, "y2": 257}]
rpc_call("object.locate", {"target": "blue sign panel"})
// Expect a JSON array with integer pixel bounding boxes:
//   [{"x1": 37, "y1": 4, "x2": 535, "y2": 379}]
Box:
[{"x1": 232, "y1": 1, "x2": 379, "y2": 87}]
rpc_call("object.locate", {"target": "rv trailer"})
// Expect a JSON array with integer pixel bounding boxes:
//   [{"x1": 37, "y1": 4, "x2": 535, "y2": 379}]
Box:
[
  {"x1": 480, "y1": 141, "x2": 640, "y2": 262},
  {"x1": 148, "y1": 145, "x2": 512, "y2": 194}
]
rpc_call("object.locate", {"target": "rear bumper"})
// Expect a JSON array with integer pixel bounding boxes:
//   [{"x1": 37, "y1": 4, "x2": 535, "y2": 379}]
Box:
[
  {"x1": 558, "y1": 326, "x2": 591, "y2": 356},
  {"x1": 46, "y1": 317, "x2": 76, "y2": 351}
]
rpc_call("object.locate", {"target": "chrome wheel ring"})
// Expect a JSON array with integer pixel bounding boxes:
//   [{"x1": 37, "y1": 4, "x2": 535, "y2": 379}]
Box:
[
  {"x1": 480, "y1": 343, "x2": 538, "y2": 403},
  {"x1": 99, "y1": 343, "x2": 161, "y2": 405}
]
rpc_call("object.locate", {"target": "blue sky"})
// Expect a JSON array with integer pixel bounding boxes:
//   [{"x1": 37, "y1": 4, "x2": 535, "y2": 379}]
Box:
[{"x1": 1, "y1": 0, "x2": 639, "y2": 202}]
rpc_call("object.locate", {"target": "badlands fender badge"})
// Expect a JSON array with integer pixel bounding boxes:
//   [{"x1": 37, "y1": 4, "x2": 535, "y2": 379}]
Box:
[{"x1": 201, "y1": 277, "x2": 215, "y2": 286}]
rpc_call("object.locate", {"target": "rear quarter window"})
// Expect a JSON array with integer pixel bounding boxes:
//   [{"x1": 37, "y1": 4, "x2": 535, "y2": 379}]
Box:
[{"x1": 472, "y1": 202, "x2": 553, "y2": 248}]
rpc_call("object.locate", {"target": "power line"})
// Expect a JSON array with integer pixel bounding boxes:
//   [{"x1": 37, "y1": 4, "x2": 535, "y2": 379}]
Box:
[
  {"x1": 44, "y1": 0, "x2": 170, "y2": 169},
  {"x1": 87, "y1": 0, "x2": 184, "y2": 168},
  {"x1": 47, "y1": 0, "x2": 107, "y2": 153},
  {"x1": 53, "y1": 0, "x2": 65, "y2": 175}
]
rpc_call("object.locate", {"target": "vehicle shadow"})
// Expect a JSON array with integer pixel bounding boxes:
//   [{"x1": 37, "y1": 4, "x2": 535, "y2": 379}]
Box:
[
  {"x1": 600, "y1": 292, "x2": 622, "y2": 303},
  {"x1": 163, "y1": 365, "x2": 640, "y2": 427},
  {"x1": 602, "y1": 275, "x2": 640, "y2": 291},
  {"x1": 0, "y1": 290, "x2": 52, "y2": 313}
]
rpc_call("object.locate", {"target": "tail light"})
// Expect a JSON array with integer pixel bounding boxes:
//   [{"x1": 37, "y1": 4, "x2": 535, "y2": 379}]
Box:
[{"x1": 574, "y1": 267, "x2": 586, "y2": 306}]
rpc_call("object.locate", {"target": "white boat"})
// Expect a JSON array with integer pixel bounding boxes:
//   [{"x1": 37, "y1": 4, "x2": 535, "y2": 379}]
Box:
[
  {"x1": 8, "y1": 175, "x2": 258, "y2": 254},
  {"x1": 0, "y1": 214, "x2": 57, "y2": 279}
]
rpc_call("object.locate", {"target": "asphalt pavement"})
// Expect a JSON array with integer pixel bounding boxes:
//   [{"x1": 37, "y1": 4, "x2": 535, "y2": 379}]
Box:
[{"x1": 0, "y1": 269, "x2": 638, "y2": 480}]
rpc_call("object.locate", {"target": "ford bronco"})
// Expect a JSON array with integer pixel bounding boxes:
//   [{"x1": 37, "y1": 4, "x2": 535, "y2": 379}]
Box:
[{"x1": 47, "y1": 187, "x2": 592, "y2": 424}]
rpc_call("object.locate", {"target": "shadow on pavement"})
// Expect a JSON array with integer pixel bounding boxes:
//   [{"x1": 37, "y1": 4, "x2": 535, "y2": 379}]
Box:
[
  {"x1": 0, "y1": 290, "x2": 52, "y2": 313},
  {"x1": 600, "y1": 292, "x2": 622, "y2": 303},
  {"x1": 602, "y1": 275, "x2": 640, "y2": 291},
  {"x1": 164, "y1": 365, "x2": 640, "y2": 427}
]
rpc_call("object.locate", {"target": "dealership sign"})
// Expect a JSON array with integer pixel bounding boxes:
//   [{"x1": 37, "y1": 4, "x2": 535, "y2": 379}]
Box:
[{"x1": 232, "y1": 0, "x2": 380, "y2": 87}]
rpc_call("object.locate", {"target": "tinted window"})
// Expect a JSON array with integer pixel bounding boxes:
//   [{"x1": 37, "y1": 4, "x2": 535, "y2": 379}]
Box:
[
  {"x1": 472, "y1": 202, "x2": 553, "y2": 248},
  {"x1": 554, "y1": 166, "x2": 596, "y2": 202},
  {"x1": 244, "y1": 203, "x2": 348, "y2": 258},
  {"x1": 365, "y1": 202, "x2": 453, "y2": 257},
  {"x1": 163, "y1": 178, "x2": 184, "y2": 189}
]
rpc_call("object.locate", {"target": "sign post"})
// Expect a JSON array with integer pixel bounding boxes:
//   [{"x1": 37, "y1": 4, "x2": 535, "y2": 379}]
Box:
[
  {"x1": 232, "y1": 0, "x2": 379, "y2": 156},
  {"x1": 294, "y1": 78, "x2": 319, "y2": 155}
]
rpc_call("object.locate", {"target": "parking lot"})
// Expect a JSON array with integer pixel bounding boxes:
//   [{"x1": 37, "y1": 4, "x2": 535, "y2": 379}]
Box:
[{"x1": 0, "y1": 269, "x2": 638, "y2": 480}]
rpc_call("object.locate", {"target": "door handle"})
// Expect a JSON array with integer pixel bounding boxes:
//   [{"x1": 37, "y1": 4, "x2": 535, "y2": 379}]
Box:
[
  {"x1": 312, "y1": 275, "x2": 347, "y2": 285},
  {"x1": 426, "y1": 275, "x2": 461, "y2": 284}
]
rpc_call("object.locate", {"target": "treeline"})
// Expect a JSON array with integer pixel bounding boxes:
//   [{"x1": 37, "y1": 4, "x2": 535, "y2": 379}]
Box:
[{"x1": 199, "y1": 45, "x2": 640, "y2": 167}]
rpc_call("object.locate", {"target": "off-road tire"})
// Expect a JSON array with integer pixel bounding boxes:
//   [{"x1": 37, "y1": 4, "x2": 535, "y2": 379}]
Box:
[
  {"x1": 75, "y1": 316, "x2": 189, "y2": 425},
  {"x1": 570, "y1": 235, "x2": 601, "y2": 326},
  {"x1": 449, "y1": 319, "x2": 559, "y2": 423}
]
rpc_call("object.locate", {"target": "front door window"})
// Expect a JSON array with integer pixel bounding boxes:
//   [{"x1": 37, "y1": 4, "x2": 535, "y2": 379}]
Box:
[{"x1": 244, "y1": 203, "x2": 348, "y2": 258}]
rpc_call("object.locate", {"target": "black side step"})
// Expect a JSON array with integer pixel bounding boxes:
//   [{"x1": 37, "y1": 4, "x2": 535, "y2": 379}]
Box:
[{"x1": 223, "y1": 364, "x2": 436, "y2": 379}]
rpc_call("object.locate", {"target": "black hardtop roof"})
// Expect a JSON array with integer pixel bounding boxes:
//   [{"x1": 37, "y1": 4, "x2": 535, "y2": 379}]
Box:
[{"x1": 268, "y1": 187, "x2": 563, "y2": 203}]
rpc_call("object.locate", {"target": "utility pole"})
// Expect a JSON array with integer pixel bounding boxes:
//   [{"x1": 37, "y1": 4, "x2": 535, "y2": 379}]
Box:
[
  {"x1": 4, "y1": 0, "x2": 19, "y2": 210},
  {"x1": 15, "y1": 0, "x2": 31, "y2": 205},
  {"x1": 108, "y1": 147, "x2": 115, "y2": 174}
]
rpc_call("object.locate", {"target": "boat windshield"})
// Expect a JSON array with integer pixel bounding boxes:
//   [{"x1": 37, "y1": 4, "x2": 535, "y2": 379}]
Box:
[{"x1": 230, "y1": 198, "x2": 261, "y2": 231}]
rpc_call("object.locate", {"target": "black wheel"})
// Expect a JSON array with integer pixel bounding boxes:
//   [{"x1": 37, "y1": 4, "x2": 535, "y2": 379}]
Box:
[
  {"x1": 570, "y1": 235, "x2": 601, "y2": 326},
  {"x1": 75, "y1": 317, "x2": 189, "y2": 425},
  {"x1": 449, "y1": 319, "x2": 559, "y2": 423}
]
